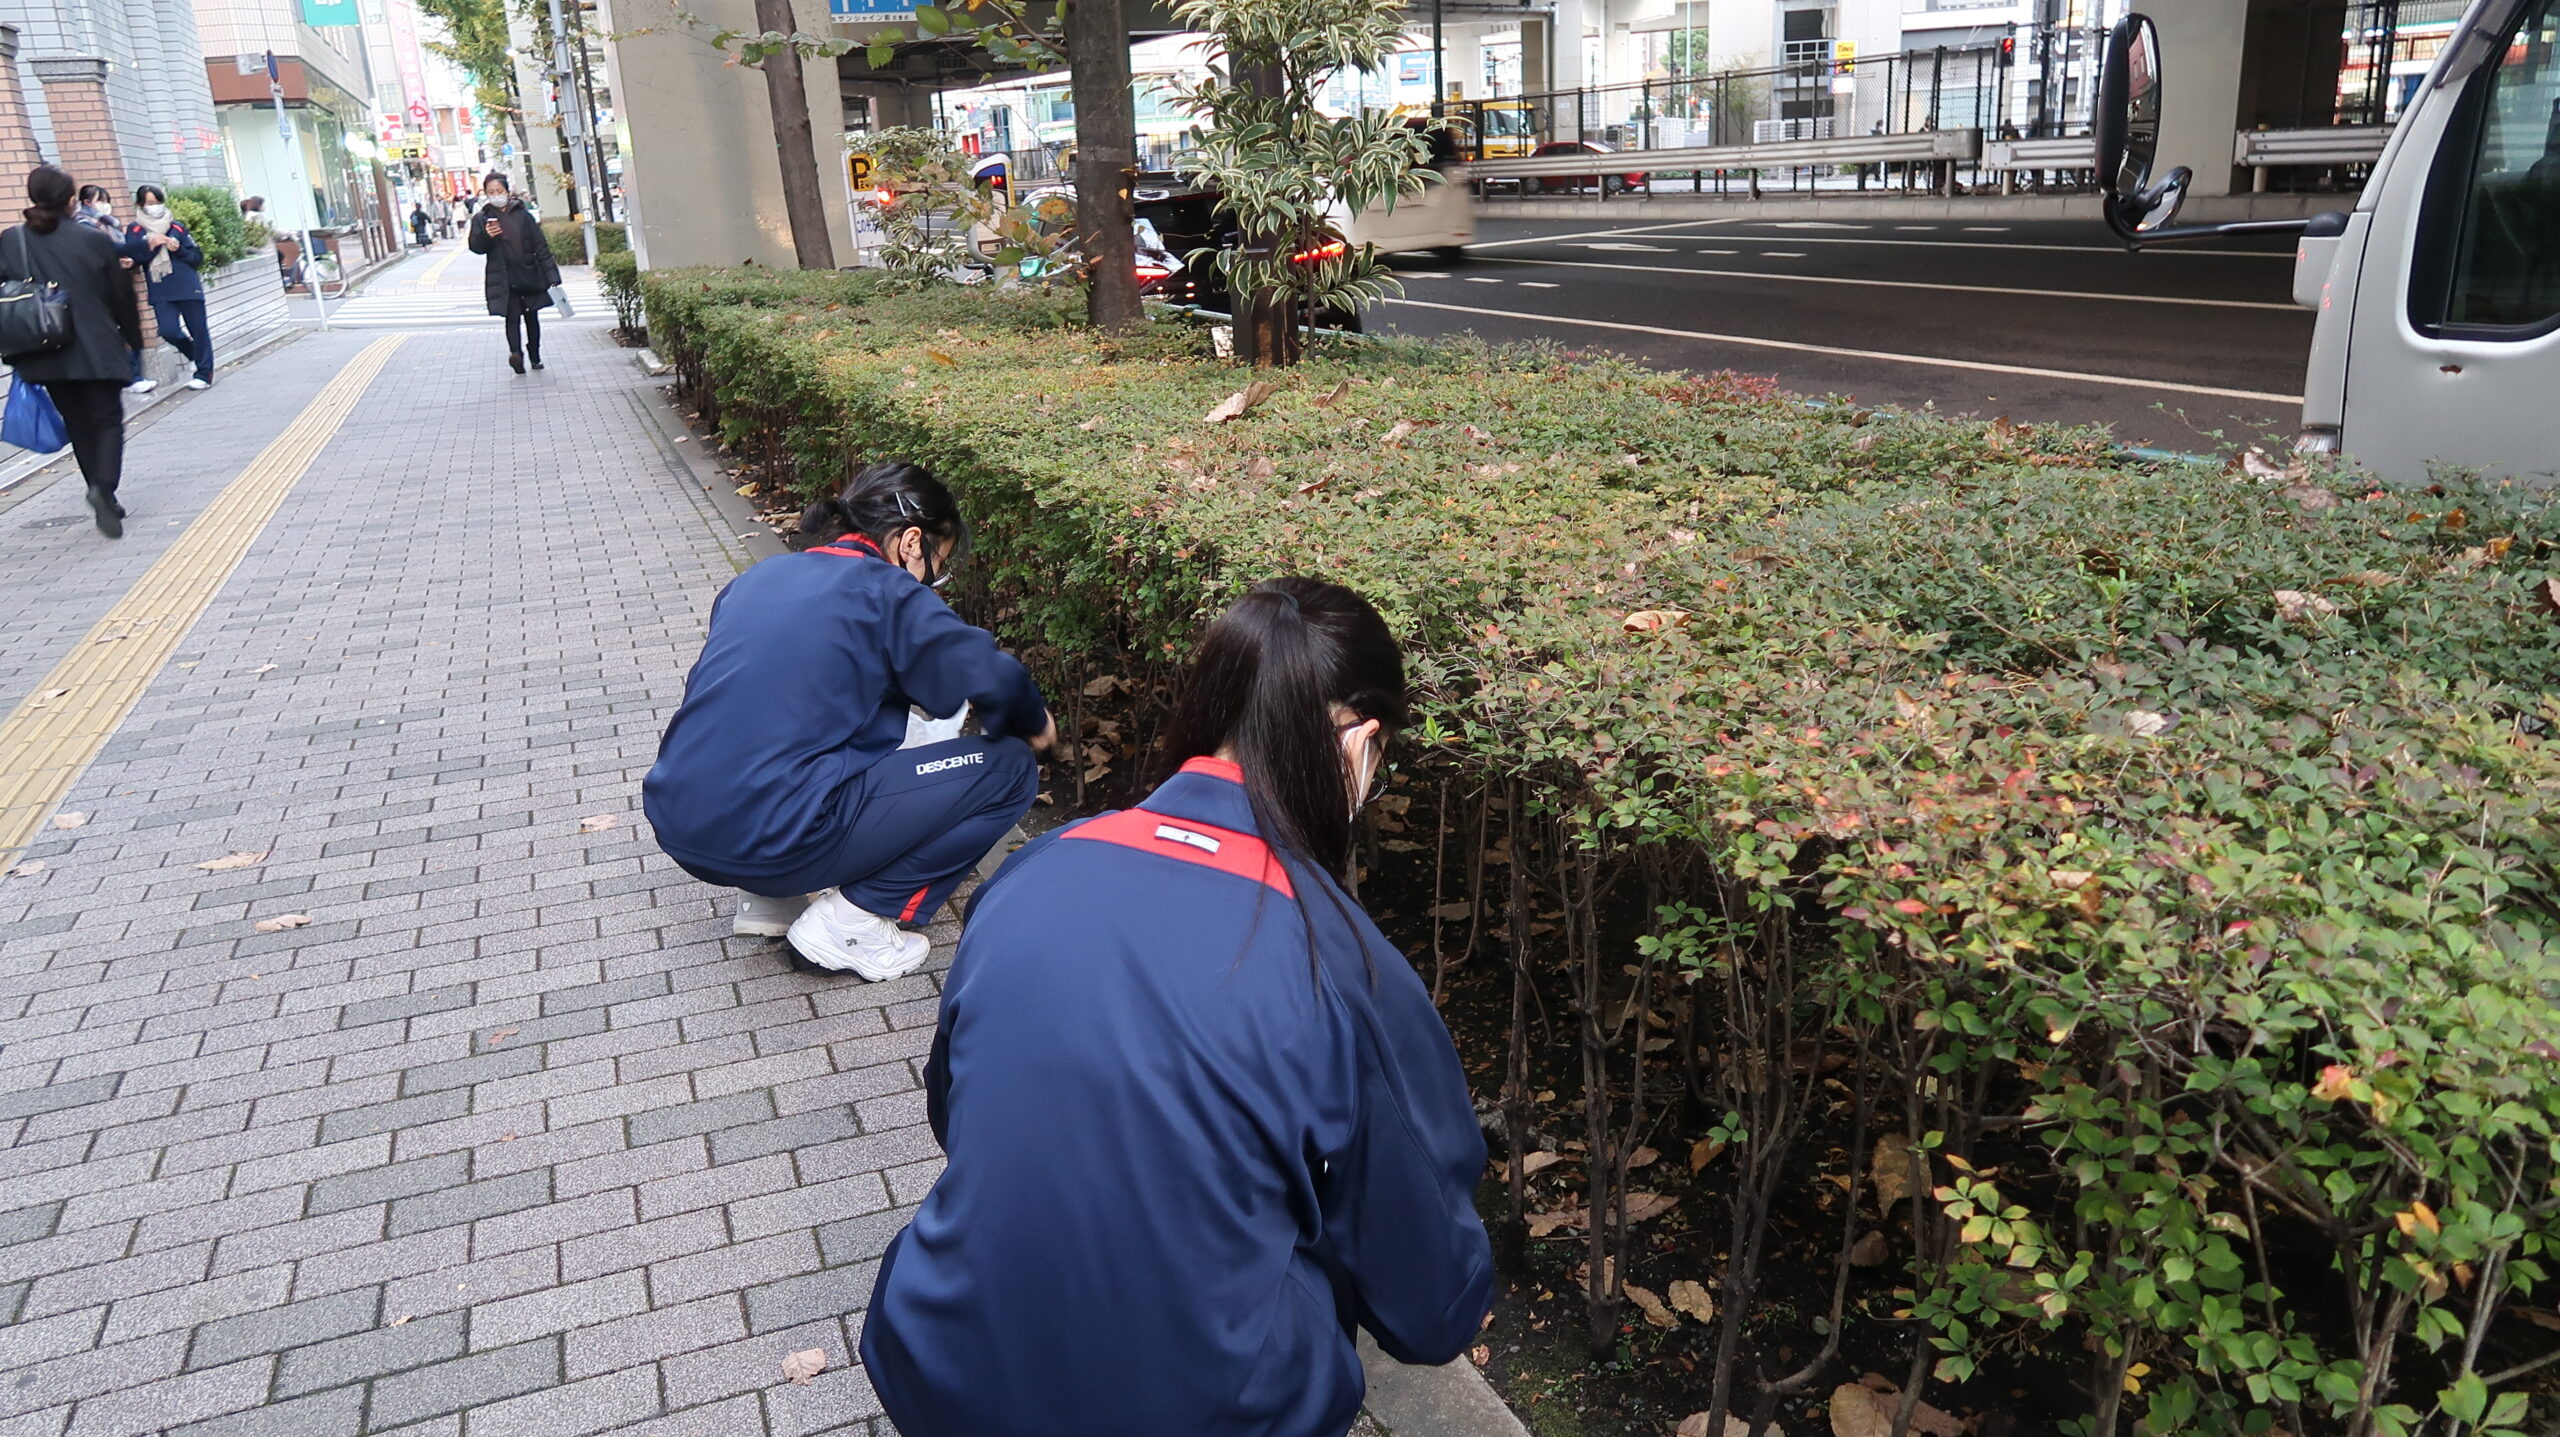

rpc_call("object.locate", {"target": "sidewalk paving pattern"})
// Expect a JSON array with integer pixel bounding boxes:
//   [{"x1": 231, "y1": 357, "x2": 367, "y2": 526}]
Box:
[{"x1": 0, "y1": 249, "x2": 932, "y2": 1435}]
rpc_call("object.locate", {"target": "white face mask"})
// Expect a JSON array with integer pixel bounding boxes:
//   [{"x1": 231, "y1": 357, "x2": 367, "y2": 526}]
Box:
[{"x1": 140, "y1": 204, "x2": 168, "y2": 220}]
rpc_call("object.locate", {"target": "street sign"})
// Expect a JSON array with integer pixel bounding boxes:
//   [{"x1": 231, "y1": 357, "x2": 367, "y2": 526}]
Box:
[
  {"x1": 846, "y1": 151, "x2": 875, "y2": 191},
  {"x1": 1833, "y1": 40, "x2": 1857, "y2": 73},
  {"x1": 300, "y1": 0, "x2": 361, "y2": 25},
  {"x1": 830, "y1": 0, "x2": 917, "y2": 18}
]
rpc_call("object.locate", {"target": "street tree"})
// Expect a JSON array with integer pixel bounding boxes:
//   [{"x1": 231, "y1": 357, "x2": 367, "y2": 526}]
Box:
[{"x1": 1172, "y1": 0, "x2": 1432, "y2": 365}]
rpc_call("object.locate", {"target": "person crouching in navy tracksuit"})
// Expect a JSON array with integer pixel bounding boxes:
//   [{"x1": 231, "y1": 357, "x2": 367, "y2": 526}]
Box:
[
  {"x1": 642, "y1": 461, "x2": 1056, "y2": 980},
  {"x1": 860, "y1": 577, "x2": 1496, "y2": 1437}
]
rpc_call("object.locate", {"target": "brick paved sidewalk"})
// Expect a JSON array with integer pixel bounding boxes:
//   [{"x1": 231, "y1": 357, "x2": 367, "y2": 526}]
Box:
[{"x1": 0, "y1": 316, "x2": 936, "y2": 1437}]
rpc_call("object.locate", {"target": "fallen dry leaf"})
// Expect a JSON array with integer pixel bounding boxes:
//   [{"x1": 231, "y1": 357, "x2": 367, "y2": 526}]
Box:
[
  {"x1": 2519, "y1": 1308, "x2": 2560, "y2": 1332},
  {"x1": 2126, "y1": 710, "x2": 2172, "y2": 738},
  {"x1": 1625, "y1": 1146, "x2": 1660, "y2": 1170},
  {"x1": 578, "y1": 814, "x2": 617, "y2": 833},
  {"x1": 1667, "y1": 1278, "x2": 1716, "y2": 1325},
  {"x1": 1076, "y1": 416, "x2": 1101, "y2": 431},
  {"x1": 487, "y1": 1028, "x2": 520, "y2": 1045},
  {"x1": 6, "y1": 860, "x2": 44, "y2": 878},
  {"x1": 1381, "y1": 418, "x2": 1423, "y2": 446},
  {"x1": 1202, "y1": 381, "x2": 1277, "y2": 424},
  {"x1": 1520, "y1": 1151, "x2": 1566, "y2": 1177},
  {"x1": 2540, "y1": 577, "x2": 2560, "y2": 617},
  {"x1": 1677, "y1": 1415, "x2": 1761, "y2": 1437},
  {"x1": 1848, "y1": 1230, "x2": 1892, "y2": 1267},
  {"x1": 1468, "y1": 1344, "x2": 1490, "y2": 1367},
  {"x1": 195, "y1": 851, "x2": 268, "y2": 872},
  {"x1": 1691, "y1": 1137, "x2": 1727, "y2": 1172},
  {"x1": 924, "y1": 348, "x2": 957, "y2": 366},
  {"x1": 781, "y1": 1348, "x2": 827, "y2": 1385},
  {"x1": 1623, "y1": 1191, "x2": 1677, "y2": 1224},
  {"x1": 254, "y1": 663, "x2": 278, "y2": 674},
  {"x1": 50, "y1": 813, "x2": 87, "y2": 830},
  {"x1": 252, "y1": 914, "x2": 313, "y2": 933},
  {"x1": 1828, "y1": 1381, "x2": 1963, "y2": 1437},
  {"x1": 1311, "y1": 380, "x2": 1351, "y2": 408},
  {"x1": 388, "y1": 1314, "x2": 411, "y2": 1327},
  {"x1": 1082, "y1": 674, "x2": 1121, "y2": 699},
  {"x1": 1869, "y1": 1132, "x2": 1916, "y2": 1211},
  {"x1": 1524, "y1": 1208, "x2": 1583, "y2": 1239},
  {"x1": 1624, "y1": 1283, "x2": 1679, "y2": 1330},
  {"x1": 1622, "y1": 609, "x2": 1692, "y2": 634},
  {"x1": 1427, "y1": 900, "x2": 1472, "y2": 921},
  {"x1": 2273, "y1": 589, "x2": 2340, "y2": 621}
]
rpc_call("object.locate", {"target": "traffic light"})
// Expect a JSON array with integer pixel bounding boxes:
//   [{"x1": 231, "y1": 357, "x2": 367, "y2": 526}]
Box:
[{"x1": 1999, "y1": 35, "x2": 2016, "y2": 63}]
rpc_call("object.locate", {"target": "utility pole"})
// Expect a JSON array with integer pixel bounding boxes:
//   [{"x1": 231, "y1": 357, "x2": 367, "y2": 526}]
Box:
[
  {"x1": 544, "y1": 0, "x2": 599, "y2": 263},
  {"x1": 751, "y1": 0, "x2": 837, "y2": 270},
  {"x1": 1066, "y1": 0, "x2": 1140, "y2": 331}
]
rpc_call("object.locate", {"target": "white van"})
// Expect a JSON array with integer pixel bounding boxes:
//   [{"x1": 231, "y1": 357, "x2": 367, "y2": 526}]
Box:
[{"x1": 2098, "y1": 1, "x2": 2557, "y2": 482}]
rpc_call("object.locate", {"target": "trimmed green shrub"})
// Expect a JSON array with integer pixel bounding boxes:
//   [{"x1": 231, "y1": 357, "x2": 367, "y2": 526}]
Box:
[
  {"x1": 598, "y1": 249, "x2": 643, "y2": 339},
  {"x1": 165, "y1": 184, "x2": 253, "y2": 271},
  {"x1": 542, "y1": 219, "x2": 628, "y2": 266},
  {"x1": 643, "y1": 265, "x2": 2560, "y2": 1437}
]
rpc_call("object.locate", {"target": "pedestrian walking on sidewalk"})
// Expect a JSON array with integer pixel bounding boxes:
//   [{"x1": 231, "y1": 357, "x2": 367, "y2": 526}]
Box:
[
  {"x1": 125, "y1": 186, "x2": 213, "y2": 392},
  {"x1": 465, "y1": 173, "x2": 559, "y2": 375},
  {"x1": 1, "y1": 165, "x2": 145, "y2": 538},
  {"x1": 643, "y1": 461, "x2": 1056, "y2": 978},
  {"x1": 859, "y1": 576, "x2": 1495, "y2": 1437},
  {"x1": 409, "y1": 204, "x2": 431, "y2": 249}
]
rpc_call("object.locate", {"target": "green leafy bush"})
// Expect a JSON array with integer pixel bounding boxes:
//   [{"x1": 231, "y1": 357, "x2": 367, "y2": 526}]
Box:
[
  {"x1": 598, "y1": 249, "x2": 642, "y2": 339},
  {"x1": 166, "y1": 184, "x2": 253, "y2": 271},
  {"x1": 542, "y1": 219, "x2": 628, "y2": 266},
  {"x1": 642, "y1": 265, "x2": 2560, "y2": 1437}
]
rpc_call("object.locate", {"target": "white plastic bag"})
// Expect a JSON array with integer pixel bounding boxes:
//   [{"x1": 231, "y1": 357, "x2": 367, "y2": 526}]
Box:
[{"x1": 902, "y1": 702, "x2": 968, "y2": 749}]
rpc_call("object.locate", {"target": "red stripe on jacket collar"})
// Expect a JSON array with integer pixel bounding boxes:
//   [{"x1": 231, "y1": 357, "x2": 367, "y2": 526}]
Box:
[
  {"x1": 807, "y1": 534, "x2": 882, "y2": 559},
  {"x1": 1060, "y1": 807, "x2": 1293, "y2": 898},
  {"x1": 1178, "y1": 756, "x2": 1244, "y2": 784}
]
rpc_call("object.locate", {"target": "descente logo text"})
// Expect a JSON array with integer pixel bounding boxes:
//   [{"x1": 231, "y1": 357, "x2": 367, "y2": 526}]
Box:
[{"x1": 914, "y1": 752, "x2": 986, "y2": 776}]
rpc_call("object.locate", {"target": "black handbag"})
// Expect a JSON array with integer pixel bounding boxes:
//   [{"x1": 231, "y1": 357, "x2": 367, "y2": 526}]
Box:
[{"x1": 0, "y1": 226, "x2": 74, "y2": 360}]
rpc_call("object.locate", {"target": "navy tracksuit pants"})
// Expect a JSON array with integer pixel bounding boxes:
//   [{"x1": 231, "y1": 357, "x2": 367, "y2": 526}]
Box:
[{"x1": 681, "y1": 735, "x2": 1039, "y2": 925}]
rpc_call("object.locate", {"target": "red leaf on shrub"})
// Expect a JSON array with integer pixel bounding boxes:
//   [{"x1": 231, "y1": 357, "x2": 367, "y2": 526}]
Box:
[
  {"x1": 1892, "y1": 899, "x2": 1928, "y2": 916},
  {"x1": 2311, "y1": 1064, "x2": 2357, "y2": 1101}
]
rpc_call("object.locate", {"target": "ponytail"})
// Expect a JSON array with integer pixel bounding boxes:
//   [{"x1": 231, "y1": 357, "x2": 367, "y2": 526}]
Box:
[
  {"x1": 797, "y1": 460, "x2": 969, "y2": 561},
  {"x1": 23, "y1": 164, "x2": 73, "y2": 235},
  {"x1": 1161, "y1": 577, "x2": 1408, "y2": 877}
]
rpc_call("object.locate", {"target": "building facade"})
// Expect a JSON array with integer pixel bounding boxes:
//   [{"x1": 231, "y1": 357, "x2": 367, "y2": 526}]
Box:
[
  {"x1": 0, "y1": 0, "x2": 226, "y2": 197},
  {"x1": 196, "y1": 0, "x2": 393, "y2": 253}
]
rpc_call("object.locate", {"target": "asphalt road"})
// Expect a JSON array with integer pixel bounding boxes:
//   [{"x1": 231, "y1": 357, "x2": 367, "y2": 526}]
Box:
[{"x1": 1372, "y1": 214, "x2": 2315, "y2": 453}]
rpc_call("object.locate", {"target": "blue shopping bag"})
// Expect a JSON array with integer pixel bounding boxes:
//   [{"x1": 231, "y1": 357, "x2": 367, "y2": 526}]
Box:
[{"x1": 1, "y1": 377, "x2": 66, "y2": 453}]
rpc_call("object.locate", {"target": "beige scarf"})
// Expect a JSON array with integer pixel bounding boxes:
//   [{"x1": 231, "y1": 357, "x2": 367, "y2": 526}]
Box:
[{"x1": 137, "y1": 206, "x2": 176, "y2": 283}]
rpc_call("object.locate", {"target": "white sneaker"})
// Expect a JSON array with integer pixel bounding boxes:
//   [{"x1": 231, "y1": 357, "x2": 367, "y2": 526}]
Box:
[
  {"x1": 125, "y1": 378, "x2": 157, "y2": 395},
  {"x1": 733, "y1": 891, "x2": 808, "y2": 938},
  {"x1": 184, "y1": 378, "x2": 210, "y2": 391},
  {"x1": 788, "y1": 888, "x2": 931, "y2": 981}
]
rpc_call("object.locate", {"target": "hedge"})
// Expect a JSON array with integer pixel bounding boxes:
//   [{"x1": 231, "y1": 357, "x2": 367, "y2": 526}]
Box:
[
  {"x1": 165, "y1": 184, "x2": 254, "y2": 272},
  {"x1": 542, "y1": 219, "x2": 628, "y2": 266},
  {"x1": 642, "y1": 265, "x2": 2560, "y2": 1437}
]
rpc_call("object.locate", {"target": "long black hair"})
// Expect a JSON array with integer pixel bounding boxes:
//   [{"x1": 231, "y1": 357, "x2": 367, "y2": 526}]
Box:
[
  {"x1": 133, "y1": 184, "x2": 165, "y2": 208},
  {"x1": 799, "y1": 460, "x2": 970, "y2": 565},
  {"x1": 1161, "y1": 577, "x2": 1408, "y2": 878},
  {"x1": 25, "y1": 166, "x2": 75, "y2": 234}
]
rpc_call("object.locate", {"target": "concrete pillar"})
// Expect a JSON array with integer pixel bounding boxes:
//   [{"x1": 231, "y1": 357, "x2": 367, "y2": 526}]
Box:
[
  {"x1": 593, "y1": 0, "x2": 854, "y2": 270},
  {"x1": 0, "y1": 28, "x2": 42, "y2": 183},
  {"x1": 1521, "y1": 15, "x2": 1549, "y2": 99},
  {"x1": 1445, "y1": 26, "x2": 1483, "y2": 100},
  {"x1": 2142, "y1": 0, "x2": 2249, "y2": 197},
  {"x1": 33, "y1": 56, "x2": 154, "y2": 350}
]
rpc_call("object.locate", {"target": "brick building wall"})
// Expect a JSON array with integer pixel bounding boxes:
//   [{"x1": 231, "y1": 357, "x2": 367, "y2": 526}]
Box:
[
  {"x1": 0, "y1": 27, "x2": 41, "y2": 182},
  {"x1": 31, "y1": 53, "x2": 155, "y2": 350}
]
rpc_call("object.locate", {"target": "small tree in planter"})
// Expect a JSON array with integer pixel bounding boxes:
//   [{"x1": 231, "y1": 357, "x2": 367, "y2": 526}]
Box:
[{"x1": 1172, "y1": 0, "x2": 1432, "y2": 365}]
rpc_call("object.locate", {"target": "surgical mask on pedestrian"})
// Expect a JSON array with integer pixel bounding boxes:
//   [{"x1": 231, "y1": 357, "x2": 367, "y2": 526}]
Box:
[{"x1": 140, "y1": 204, "x2": 167, "y2": 221}]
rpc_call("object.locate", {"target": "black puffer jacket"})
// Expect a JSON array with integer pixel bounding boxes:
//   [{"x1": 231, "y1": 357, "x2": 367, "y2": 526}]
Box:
[
  {"x1": 468, "y1": 199, "x2": 560, "y2": 315},
  {"x1": 0, "y1": 218, "x2": 142, "y2": 381}
]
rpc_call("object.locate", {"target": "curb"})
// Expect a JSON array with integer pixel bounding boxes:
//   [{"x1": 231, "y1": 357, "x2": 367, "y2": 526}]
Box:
[
  {"x1": 1361, "y1": 1333, "x2": 1532, "y2": 1437},
  {"x1": 1476, "y1": 189, "x2": 2336, "y2": 225}
]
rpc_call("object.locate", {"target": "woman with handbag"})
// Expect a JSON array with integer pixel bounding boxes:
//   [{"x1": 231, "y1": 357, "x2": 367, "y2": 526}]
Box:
[
  {"x1": 465, "y1": 173, "x2": 560, "y2": 375},
  {"x1": 1, "y1": 165, "x2": 143, "y2": 537}
]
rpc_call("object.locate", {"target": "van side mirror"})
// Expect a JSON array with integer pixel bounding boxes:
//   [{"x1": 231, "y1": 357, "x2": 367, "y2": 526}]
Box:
[{"x1": 2095, "y1": 14, "x2": 2192, "y2": 239}]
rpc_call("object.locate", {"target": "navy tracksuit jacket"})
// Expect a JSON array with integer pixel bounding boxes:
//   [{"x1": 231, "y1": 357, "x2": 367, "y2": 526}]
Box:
[
  {"x1": 860, "y1": 757, "x2": 1496, "y2": 1437},
  {"x1": 643, "y1": 536, "x2": 1047, "y2": 917}
]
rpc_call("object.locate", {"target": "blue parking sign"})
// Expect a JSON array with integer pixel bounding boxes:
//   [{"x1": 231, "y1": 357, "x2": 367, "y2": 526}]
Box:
[
  {"x1": 831, "y1": 0, "x2": 918, "y2": 16},
  {"x1": 301, "y1": 0, "x2": 361, "y2": 24}
]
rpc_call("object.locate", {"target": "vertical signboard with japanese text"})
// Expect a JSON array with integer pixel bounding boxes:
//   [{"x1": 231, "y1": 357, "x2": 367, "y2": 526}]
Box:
[{"x1": 385, "y1": 0, "x2": 436, "y2": 153}]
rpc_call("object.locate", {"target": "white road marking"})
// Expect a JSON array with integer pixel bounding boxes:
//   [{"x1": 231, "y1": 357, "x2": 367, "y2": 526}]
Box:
[
  {"x1": 1962, "y1": 225, "x2": 2011, "y2": 232},
  {"x1": 1406, "y1": 271, "x2": 1451, "y2": 279},
  {"x1": 1570, "y1": 242, "x2": 1679, "y2": 251},
  {"x1": 1698, "y1": 247, "x2": 1738, "y2": 254},
  {"x1": 1475, "y1": 254, "x2": 2300, "y2": 311},
  {"x1": 1377, "y1": 296, "x2": 2304, "y2": 404},
  {"x1": 1551, "y1": 226, "x2": 2287, "y2": 258},
  {"x1": 1464, "y1": 276, "x2": 1504, "y2": 283},
  {"x1": 1770, "y1": 220, "x2": 1869, "y2": 229},
  {"x1": 1761, "y1": 250, "x2": 1807, "y2": 257},
  {"x1": 1465, "y1": 218, "x2": 1735, "y2": 251},
  {"x1": 1517, "y1": 281, "x2": 1560, "y2": 288}
]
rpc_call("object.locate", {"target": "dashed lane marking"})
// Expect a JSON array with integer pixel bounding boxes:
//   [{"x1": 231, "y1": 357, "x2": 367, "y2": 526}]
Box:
[
  {"x1": 1375, "y1": 297, "x2": 2303, "y2": 405},
  {"x1": 1473, "y1": 254, "x2": 2301, "y2": 311},
  {"x1": 1464, "y1": 276, "x2": 1504, "y2": 283},
  {"x1": 1517, "y1": 281, "x2": 1560, "y2": 288},
  {"x1": 1761, "y1": 250, "x2": 1807, "y2": 257},
  {"x1": 1465, "y1": 218, "x2": 1736, "y2": 251},
  {"x1": 0, "y1": 336, "x2": 409, "y2": 860}
]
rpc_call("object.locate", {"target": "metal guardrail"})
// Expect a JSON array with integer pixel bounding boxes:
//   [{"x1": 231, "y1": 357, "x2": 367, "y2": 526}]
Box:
[
  {"x1": 2234, "y1": 126, "x2": 2392, "y2": 192},
  {"x1": 1468, "y1": 128, "x2": 1982, "y2": 182},
  {"x1": 1982, "y1": 137, "x2": 2097, "y2": 170}
]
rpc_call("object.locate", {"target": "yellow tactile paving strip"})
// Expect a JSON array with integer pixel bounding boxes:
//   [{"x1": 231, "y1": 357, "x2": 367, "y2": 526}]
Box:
[
  {"x1": 0, "y1": 334, "x2": 406, "y2": 862},
  {"x1": 418, "y1": 243, "x2": 466, "y2": 287}
]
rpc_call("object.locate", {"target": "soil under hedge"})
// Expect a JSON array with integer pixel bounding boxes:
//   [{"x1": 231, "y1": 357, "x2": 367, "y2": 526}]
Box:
[{"x1": 649, "y1": 265, "x2": 2560, "y2": 1437}]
